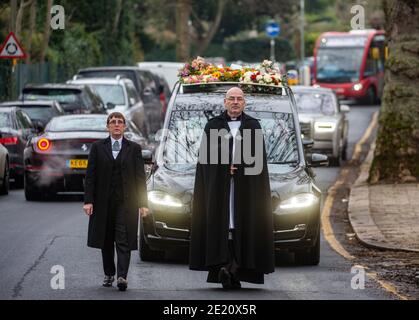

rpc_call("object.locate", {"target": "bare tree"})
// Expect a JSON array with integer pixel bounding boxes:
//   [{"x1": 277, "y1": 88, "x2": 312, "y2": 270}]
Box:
[
  {"x1": 16, "y1": 0, "x2": 34, "y2": 38},
  {"x1": 194, "y1": 0, "x2": 226, "y2": 56},
  {"x1": 10, "y1": 0, "x2": 17, "y2": 33},
  {"x1": 39, "y1": 0, "x2": 53, "y2": 63},
  {"x1": 26, "y1": 0, "x2": 37, "y2": 64},
  {"x1": 176, "y1": 0, "x2": 191, "y2": 62},
  {"x1": 113, "y1": 0, "x2": 124, "y2": 35},
  {"x1": 369, "y1": 0, "x2": 419, "y2": 183}
]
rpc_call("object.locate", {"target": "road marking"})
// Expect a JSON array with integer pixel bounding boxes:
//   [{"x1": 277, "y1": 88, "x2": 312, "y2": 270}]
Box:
[{"x1": 321, "y1": 111, "x2": 410, "y2": 300}]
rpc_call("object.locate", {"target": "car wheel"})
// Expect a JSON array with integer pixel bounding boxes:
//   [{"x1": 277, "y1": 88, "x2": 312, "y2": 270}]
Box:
[
  {"x1": 365, "y1": 87, "x2": 377, "y2": 105},
  {"x1": 341, "y1": 142, "x2": 348, "y2": 161},
  {"x1": 294, "y1": 227, "x2": 320, "y2": 266},
  {"x1": 329, "y1": 152, "x2": 341, "y2": 167},
  {"x1": 24, "y1": 173, "x2": 42, "y2": 201},
  {"x1": 0, "y1": 160, "x2": 9, "y2": 195},
  {"x1": 139, "y1": 224, "x2": 164, "y2": 262}
]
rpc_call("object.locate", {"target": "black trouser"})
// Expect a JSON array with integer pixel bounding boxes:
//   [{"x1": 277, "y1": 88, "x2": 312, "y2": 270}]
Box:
[{"x1": 101, "y1": 199, "x2": 130, "y2": 279}]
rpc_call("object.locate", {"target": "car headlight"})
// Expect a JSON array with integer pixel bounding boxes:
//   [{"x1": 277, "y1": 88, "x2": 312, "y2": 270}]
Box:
[
  {"x1": 353, "y1": 83, "x2": 363, "y2": 91},
  {"x1": 148, "y1": 191, "x2": 183, "y2": 208},
  {"x1": 314, "y1": 122, "x2": 336, "y2": 133},
  {"x1": 279, "y1": 193, "x2": 318, "y2": 210}
]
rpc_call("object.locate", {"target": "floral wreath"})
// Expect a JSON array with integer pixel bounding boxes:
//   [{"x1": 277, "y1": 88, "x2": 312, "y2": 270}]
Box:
[{"x1": 178, "y1": 57, "x2": 286, "y2": 93}]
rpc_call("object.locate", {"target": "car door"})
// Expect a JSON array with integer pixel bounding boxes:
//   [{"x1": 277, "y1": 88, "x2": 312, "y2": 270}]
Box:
[{"x1": 15, "y1": 110, "x2": 33, "y2": 163}]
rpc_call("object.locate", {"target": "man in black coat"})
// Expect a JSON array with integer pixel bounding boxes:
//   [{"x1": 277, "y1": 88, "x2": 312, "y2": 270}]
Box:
[
  {"x1": 83, "y1": 112, "x2": 149, "y2": 291},
  {"x1": 189, "y1": 87, "x2": 275, "y2": 289}
]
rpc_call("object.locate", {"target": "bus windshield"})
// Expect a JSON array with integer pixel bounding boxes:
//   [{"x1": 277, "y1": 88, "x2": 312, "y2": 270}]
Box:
[{"x1": 316, "y1": 47, "x2": 364, "y2": 83}]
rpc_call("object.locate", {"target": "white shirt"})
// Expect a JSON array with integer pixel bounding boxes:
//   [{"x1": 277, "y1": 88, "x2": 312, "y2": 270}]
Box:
[{"x1": 110, "y1": 136, "x2": 123, "y2": 159}]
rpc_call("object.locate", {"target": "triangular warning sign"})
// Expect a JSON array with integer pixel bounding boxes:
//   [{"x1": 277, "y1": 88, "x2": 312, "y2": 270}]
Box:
[{"x1": 0, "y1": 32, "x2": 27, "y2": 59}]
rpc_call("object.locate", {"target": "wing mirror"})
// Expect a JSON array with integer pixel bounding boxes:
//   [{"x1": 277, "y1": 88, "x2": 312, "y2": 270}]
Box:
[
  {"x1": 141, "y1": 149, "x2": 153, "y2": 164},
  {"x1": 309, "y1": 153, "x2": 329, "y2": 167},
  {"x1": 340, "y1": 105, "x2": 350, "y2": 113},
  {"x1": 302, "y1": 138, "x2": 314, "y2": 149},
  {"x1": 106, "y1": 102, "x2": 116, "y2": 110}
]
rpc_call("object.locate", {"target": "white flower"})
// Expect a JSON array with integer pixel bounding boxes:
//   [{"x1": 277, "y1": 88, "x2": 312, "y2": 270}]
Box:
[
  {"x1": 259, "y1": 80, "x2": 264, "y2": 84},
  {"x1": 244, "y1": 76, "x2": 252, "y2": 83},
  {"x1": 262, "y1": 60, "x2": 272, "y2": 67},
  {"x1": 256, "y1": 75, "x2": 263, "y2": 81},
  {"x1": 263, "y1": 74, "x2": 272, "y2": 83},
  {"x1": 244, "y1": 71, "x2": 254, "y2": 78}
]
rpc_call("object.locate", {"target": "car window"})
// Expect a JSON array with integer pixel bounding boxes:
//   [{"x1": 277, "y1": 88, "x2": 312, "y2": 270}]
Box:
[
  {"x1": 163, "y1": 94, "x2": 298, "y2": 171},
  {"x1": 23, "y1": 89, "x2": 81, "y2": 105},
  {"x1": 16, "y1": 110, "x2": 29, "y2": 128},
  {"x1": 79, "y1": 70, "x2": 137, "y2": 89},
  {"x1": 21, "y1": 111, "x2": 34, "y2": 128},
  {"x1": 89, "y1": 84, "x2": 126, "y2": 106},
  {"x1": 0, "y1": 112, "x2": 11, "y2": 127},
  {"x1": 294, "y1": 92, "x2": 336, "y2": 116},
  {"x1": 21, "y1": 107, "x2": 53, "y2": 121},
  {"x1": 125, "y1": 82, "x2": 139, "y2": 104},
  {"x1": 48, "y1": 116, "x2": 107, "y2": 132},
  {"x1": 139, "y1": 71, "x2": 157, "y2": 93}
]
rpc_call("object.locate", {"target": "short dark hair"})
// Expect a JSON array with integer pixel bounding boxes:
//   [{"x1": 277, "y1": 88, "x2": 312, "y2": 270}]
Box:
[{"x1": 107, "y1": 112, "x2": 126, "y2": 124}]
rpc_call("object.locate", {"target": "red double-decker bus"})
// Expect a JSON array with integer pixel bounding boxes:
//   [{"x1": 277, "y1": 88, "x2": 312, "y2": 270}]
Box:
[{"x1": 313, "y1": 29, "x2": 386, "y2": 104}]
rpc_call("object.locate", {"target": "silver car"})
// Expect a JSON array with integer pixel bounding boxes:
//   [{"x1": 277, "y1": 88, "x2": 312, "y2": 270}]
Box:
[
  {"x1": 68, "y1": 76, "x2": 149, "y2": 138},
  {"x1": 292, "y1": 86, "x2": 350, "y2": 166}
]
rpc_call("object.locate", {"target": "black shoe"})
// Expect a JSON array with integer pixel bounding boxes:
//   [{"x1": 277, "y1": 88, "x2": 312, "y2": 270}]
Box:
[
  {"x1": 117, "y1": 277, "x2": 128, "y2": 291},
  {"x1": 218, "y1": 267, "x2": 232, "y2": 290},
  {"x1": 230, "y1": 276, "x2": 242, "y2": 290},
  {"x1": 102, "y1": 275, "x2": 115, "y2": 287}
]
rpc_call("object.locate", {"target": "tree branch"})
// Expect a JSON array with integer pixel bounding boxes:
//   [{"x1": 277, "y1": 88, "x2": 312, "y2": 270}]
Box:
[{"x1": 196, "y1": 0, "x2": 227, "y2": 56}]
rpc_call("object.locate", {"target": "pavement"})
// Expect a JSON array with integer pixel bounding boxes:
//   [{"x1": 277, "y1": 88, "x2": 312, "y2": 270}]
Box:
[{"x1": 348, "y1": 141, "x2": 419, "y2": 253}]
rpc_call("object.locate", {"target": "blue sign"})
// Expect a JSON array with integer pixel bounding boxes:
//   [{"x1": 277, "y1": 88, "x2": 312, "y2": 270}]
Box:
[{"x1": 266, "y1": 22, "x2": 280, "y2": 38}]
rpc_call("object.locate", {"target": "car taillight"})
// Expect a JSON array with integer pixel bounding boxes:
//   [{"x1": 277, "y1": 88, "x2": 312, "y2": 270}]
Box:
[
  {"x1": 37, "y1": 138, "x2": 51, "y2": 151},
  {"x1": 0, "y1": 136, "x2": 18, "y2": 145}
]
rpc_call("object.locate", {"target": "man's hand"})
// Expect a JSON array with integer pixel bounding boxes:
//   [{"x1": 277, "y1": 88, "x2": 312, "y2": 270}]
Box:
[
  {"x1": 139, "y1": 207, "x2": 150, "y2": 218},
  {"x1": 83, "y1": 203, "x2": 93, "y2": 216},
  {"x1": 230, "y1": 165, "x2": 238, "y2": 175}
]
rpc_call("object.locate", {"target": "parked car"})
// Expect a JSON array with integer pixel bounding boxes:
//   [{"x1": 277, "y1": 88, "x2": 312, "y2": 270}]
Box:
[
  {"x1": 0, "y1": 107, "x2": 37, "y2": 187},
  {"x1": 150, "y1": 73, "x2": 171, "y2": 121},
  {"x1": 76, "y1": 67, "x2": 163, "y2": 134},
  {"x1": 292, "y1": 86, "x2": 350, "y2": 166},
  {"x1": 21, "y1": 84, "x2": 106, "y2": 115},
  {"x1": 0, "y1": 140, "x2": 9, "y2": 195},
  {"x1": 140, "y1": 82, "x2": 328, "y2": 265},
  {"x1": 137, "y1": 62, "x2": 183, "y2": 92},
  {"x1": 23, "y1": 114, "x2": 150, "y2": 200},
  {"x1": 0, "y1": 100, "x2": 65, "y2": 131},
  {"x1": 67, "y1": 77, "x2": 149, "y2": 137}
]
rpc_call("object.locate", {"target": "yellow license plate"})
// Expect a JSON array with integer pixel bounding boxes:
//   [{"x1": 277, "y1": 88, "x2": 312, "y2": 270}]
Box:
[{"x1": 67, "y1": 159, "x2": 88, "y2": 169}]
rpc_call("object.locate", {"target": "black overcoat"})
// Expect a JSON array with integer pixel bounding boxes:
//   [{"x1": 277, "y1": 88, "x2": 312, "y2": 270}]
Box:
[
  {"x1": 84, "y1": 137, "x2": 148, "y2": 250},
  {"x1": 189, "y1": 111, "x2": 275, "y2": 275}
]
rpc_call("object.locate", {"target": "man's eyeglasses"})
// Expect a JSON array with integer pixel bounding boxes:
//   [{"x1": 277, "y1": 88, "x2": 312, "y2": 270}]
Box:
[
  {"x1": 226, "y1": 96, "x2": 244, "y2": 102},
  {"x1": 108, "y1": 119, "x2": 125, "y2": 125}
]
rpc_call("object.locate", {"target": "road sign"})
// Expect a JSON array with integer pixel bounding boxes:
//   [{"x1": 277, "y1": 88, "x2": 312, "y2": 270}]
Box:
[
  {"x1": 0, "y1": 32, "x2": 27, "y2": 59},
  {"x1": 266, "y1": 22, "x2": 280, "y2": 38}
]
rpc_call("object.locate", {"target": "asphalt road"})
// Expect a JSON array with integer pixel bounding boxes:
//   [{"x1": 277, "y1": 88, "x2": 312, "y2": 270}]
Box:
[{"x1": 0, "y1": 103, "x2": 390, "y2": 300}]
